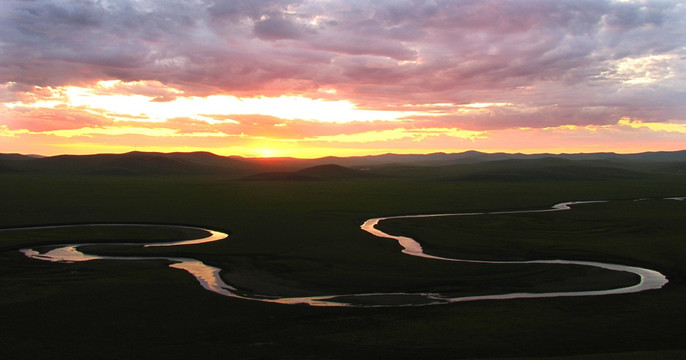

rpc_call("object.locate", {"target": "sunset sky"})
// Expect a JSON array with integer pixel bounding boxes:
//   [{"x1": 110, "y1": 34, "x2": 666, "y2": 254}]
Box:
[{"x1": 1, "y1": 0, "x2": 685, "y2": 158}]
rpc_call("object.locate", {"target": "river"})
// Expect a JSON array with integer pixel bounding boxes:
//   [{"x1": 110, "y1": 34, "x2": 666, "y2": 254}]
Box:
[{"x1": 9, "y1": 200, "x2": 674, "y2": 307}]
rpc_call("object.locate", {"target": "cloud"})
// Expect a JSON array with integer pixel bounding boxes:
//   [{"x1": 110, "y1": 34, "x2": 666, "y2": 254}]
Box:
[
  {"x1": 253, "y1": 15, "x2": 309, "y2": 41},
  {"x1": 90, "y1": 80, "x2": 183, "y2": 102},
  {"x1": 1, "y1": 104, "x2": 112, "y2": 132},
  {"x1": 0, "y1": 0, "x2": 684, "y2": 151}
]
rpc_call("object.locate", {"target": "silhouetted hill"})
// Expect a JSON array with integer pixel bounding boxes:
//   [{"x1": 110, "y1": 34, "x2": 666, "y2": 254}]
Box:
[
  {"x1": 0, "y1": 151, "x2": 261, "y2": 177},
  {"x1": 569, "y1": 151, "x2": 686, "y2": 162},
  {"x1": 6, "y1": 153, "x2": 116, "y2": 173},
  {"x1": 2, "y1": 150, "x2": 685, "y2": 179},
  {"x1": 89, "y1": 153, "x2": 215, "y2": 175},
  {"x1": 281, "y1": 150, "x2": 686, "y2": 170},
  {"x1": 0, "y1": 154, "x2": 42, "y2": 161}
]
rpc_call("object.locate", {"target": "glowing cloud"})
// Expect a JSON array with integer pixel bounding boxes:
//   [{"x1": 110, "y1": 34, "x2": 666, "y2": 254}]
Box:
[
  {"x1": 9, "y1": 81, "x2": 428, "y2": 124},
  {"x1": 0, "y1": 0, "x2": 684, "y2": 157}
]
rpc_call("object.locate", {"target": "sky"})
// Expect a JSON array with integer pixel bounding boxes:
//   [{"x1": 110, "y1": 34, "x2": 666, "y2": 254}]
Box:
[{"x1": 1, "y1": 0, "x2": 685, "y2": 158}]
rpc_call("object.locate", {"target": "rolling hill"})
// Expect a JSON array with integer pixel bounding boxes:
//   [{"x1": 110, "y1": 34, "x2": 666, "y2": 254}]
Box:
[{"x1": 1, "y1": 150, "x2": 685, "y2": 180}]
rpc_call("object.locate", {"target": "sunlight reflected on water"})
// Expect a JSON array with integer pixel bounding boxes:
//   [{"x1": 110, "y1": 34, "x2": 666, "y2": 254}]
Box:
[{"x1": 13, "y1": 200, "x2": 674, "y2": 307}]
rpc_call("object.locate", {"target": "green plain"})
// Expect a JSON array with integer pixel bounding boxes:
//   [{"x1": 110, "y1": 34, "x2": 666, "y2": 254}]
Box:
[{"x1": 1, "y1": 170, "x2": 685, "y2": 359}]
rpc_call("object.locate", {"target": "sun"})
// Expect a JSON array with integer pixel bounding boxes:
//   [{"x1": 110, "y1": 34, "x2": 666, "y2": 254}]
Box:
[{"x1": 256, "y1": 148, "x2": 279, "y2": 158}]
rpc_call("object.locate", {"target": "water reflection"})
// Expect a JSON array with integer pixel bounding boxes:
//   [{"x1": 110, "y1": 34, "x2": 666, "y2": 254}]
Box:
[{"x1": 12, "y1": 199, "x2": 675, "y2": 307}]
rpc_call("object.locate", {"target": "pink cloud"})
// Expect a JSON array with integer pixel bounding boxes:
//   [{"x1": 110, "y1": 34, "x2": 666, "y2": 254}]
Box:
[
  {"x1": 0, "y1": 0, "x2": 684, "y2": 154},
  {"x1": 2, "y1": 105, "x2": 112, "y2": 132}
]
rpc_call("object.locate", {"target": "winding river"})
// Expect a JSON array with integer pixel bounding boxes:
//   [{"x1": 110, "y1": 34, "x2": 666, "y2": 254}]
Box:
[{"x1": 9, "y1": 199, "x2": 679, "y2": 307}]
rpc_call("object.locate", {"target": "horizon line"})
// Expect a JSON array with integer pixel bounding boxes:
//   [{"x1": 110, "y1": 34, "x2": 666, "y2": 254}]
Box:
[{"x1": 3, "y1": 148, "x2": 686, "y2": 161}]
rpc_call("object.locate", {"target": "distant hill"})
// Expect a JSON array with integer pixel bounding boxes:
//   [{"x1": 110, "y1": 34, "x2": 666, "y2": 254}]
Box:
[
  {"x1": 0, "y1": 151, "x2": 264, "y2": 177},
  {"x1": 568, "y1": 151, "x2": 686, "y2": 162},
  {"x1": 88, "y1": 153, "x2": 218, "y2": 175},
  {"x1": 0, "y1": 153, "x2": 43, "y2": 161},
  {"x1": 282, "y1": 150, "x2": 686, "y2": 169},
  {"x1": 1, "y1": 150, "x2": 685, "y2": 179}
]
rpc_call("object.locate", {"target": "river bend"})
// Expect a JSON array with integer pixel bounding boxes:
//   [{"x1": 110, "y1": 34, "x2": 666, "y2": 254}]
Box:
[{"x1": 8, "y1": 200, "x2": 674, "y2": 307}]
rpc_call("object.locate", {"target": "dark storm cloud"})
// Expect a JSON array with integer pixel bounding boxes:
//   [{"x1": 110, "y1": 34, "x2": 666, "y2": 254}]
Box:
[{"x1": 1, "y1": 0, "x2": 684, "y2": 130}]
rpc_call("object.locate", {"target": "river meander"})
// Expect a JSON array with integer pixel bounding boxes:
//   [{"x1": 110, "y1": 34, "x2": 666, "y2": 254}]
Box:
[{"x1": 9, "y1": 199, "x2": 677, "y2": 307}]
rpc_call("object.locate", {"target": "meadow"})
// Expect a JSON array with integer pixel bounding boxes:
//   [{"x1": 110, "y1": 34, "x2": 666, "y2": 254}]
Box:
[{"x1": 1, "y1": 152, "x2": 685, "y2": 359}]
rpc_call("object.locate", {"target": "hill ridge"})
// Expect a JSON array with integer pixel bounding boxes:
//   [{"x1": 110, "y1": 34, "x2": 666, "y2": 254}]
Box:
[{"x1": 1, "y1": 150, "x2": 685, "y2": 179}]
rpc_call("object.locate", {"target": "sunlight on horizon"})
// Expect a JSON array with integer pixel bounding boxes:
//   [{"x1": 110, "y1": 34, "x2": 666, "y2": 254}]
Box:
[{"x1": 2, "y1": 79, "x2": 685, "y2": 158}]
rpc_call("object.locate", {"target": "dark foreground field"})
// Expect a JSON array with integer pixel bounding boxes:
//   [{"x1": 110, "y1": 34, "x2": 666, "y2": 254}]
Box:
[{"x1": 1, "y1": 152, "x2": 685, "y2": 359}]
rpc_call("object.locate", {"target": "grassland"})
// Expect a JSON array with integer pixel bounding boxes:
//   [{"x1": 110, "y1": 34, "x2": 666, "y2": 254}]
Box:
[{"x1": 1, "y1": 153, "x2": 685, "y2": 359}]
